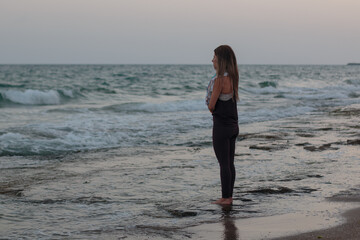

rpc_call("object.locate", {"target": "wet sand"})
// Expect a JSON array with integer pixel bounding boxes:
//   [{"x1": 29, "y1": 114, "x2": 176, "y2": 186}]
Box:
[
  {"x1": 187, "y1": 104, "x2": 360, "y2": 240},
  {"x1": 273, "y1": 207, "x2": 360, "y2": 240},
  {"x1": 1, "y1": 104, "x2": 359, "y2": 239},
  {"x1": 271, "y1": 193, "x2": 360, "y2": 239},
  {"x1": 186, "y1": 195, "x2": 360, "y2": 240},
  {"x1": 271, "y1": 106, "x2": 360, "y2": 239},
  {"x1": 187, "y1": 202, "x2": 360, "y2": 240}
]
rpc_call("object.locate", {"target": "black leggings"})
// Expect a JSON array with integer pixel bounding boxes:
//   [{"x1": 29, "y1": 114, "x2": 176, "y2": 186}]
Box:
[{"x1": 212, "y1": 124, "x2": 238, "y2": 198}]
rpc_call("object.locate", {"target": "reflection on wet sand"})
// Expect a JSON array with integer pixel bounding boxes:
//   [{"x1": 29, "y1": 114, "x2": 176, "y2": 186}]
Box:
[{"x1": 222, "y1": 205, "x2": 239, "y2": 240}]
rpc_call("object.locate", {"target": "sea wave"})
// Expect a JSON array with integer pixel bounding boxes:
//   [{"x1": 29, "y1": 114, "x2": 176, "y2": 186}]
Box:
[
  {"x1": 99, "y1": 99, "x2": 206, "y2": 113},
  {"x1": 0, "y1": 83, "x2": 26, "y2": 88},
  {"x1": 344, "y1": 79, "x2": 360, "y2": 86},
  {"x1": 0, "y1": 103, "x2": 316, "y2": 157},
  {"x1": 239, "y1": 106, "x2": 315, "y2": 124},
  {"x1": 282, "y1": 85, "x2": 360, "y2": 101},
  {"x1": 0, "y1": 89, "x2": 76, "y2": 105},
  {"x1": 258, "y1": 81, "x2": 277, "y2": 88},
  {"x1": 243, "y1": 83, "x2": 360, "y2": 102},
  {"x1": 0, "y1": 129, "x2": 112, "y2": 157}
]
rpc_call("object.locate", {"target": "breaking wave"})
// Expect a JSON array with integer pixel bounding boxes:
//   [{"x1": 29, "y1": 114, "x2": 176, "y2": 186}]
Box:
[{"x1": 0, "y1": 89, "x2": 75, "y2": 105}]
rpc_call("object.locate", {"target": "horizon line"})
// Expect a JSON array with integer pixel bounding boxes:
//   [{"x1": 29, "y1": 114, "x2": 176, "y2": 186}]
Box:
[{"x1": 0, "y1": 63, "x2": 353, "y2": 66}]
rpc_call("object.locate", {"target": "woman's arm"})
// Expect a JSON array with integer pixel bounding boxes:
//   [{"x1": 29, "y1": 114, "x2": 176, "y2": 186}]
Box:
[{"x1": 208, "y1": 77, "x2": 223, "y2": 113}]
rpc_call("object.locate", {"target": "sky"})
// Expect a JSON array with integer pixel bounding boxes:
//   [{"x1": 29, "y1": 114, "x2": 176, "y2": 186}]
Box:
[{"x1": 0, "y1": 0, "x2": 359, "y2": 64}]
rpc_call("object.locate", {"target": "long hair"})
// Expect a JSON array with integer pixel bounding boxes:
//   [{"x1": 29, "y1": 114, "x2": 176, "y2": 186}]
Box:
[{"x1": 214, "y1": 45, "x2": 239, "y2": 100}]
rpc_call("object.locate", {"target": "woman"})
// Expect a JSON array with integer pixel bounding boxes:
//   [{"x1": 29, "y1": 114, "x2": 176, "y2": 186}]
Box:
[{"x1": 206, "y1": 45, "x2": 239, "y2": 205}]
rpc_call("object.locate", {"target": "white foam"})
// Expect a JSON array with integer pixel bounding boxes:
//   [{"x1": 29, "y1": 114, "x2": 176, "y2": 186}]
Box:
[
  {"x1": 138, "y1": 100, "x2": 206, "y2": 112},
  {"x1": 0, "y1": 113, "x2": 140, "y2": 156},
  {"x1": 239, "y1": 106, "x2": 315, "y2": 124},
  {"x1": 283, "y1": 85, "x2": 360, "y2": 101},
  {"x1": 2, "y1": 89, "x2": 61, "y2": 105},
  {"x1": 108, "y1": 99, "x2": 207, "y2": 113},
  {"x1": 60, "y1": 89, "x2": 74, "y2": 98},
  {"x1": 0, "y1": 132, "x2": 26, "y2": 143},
  {"x1": 244, "y1": 83, "x2": 360, "y2": 103},
  {"x1": 245, "y1": 86, "x2": 280, "y2": 95}
]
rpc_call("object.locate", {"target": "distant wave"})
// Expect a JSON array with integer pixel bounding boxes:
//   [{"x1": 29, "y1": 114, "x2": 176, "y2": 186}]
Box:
[
  {"x1": 0, "y1": 83, "x2": 26, "y2": 88},
  {"x1": 258, "y1": 81, "x2": 277, "y2": 88},
  {"x1": 0, "y1": 102, "x2": 318, "y2": 157},
  {"x1": 243, "y1": 81, "x2": 360, "y2": 102},
  {"x1": 99, "y1": 100, "x2": 207, "y2": 113},
  {"x1": 0, "y1": 89, "x2": 75, "y2": 106},
  {"x1": 238, "y1": 106, "x2": 315, "y2": 124},
  {"x1": 344, "y1": 79, "x2": 360, "y2": 86}
]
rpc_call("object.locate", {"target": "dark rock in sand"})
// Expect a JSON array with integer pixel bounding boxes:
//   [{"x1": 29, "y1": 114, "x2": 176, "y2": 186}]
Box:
[
  {"x1": 295, "y1": 142, "x2": 311, "y2": 146},
  {"x1": 234, "y1": 153, "x2": 251, "y2": 156},
  {"x1": 306, "y1": 174, "x2": 323, "y2": 178},
  {"x1": 249, "y1": 144, "x2": 288, "y2": 151},
  {"x1": 248, "y1": 186, "x2": 317, "y2": 195},
  {"x1": 316, "y1": 127, "x2": 333, "y2": 131},
  {"x1": 296, "y1": 133, "x2": 316, "y2": 138},
  {"x1": 346, "y1": 139, "x2": 360, "y2": 145},
  {"x1": 278, "y1": 177, "x2": 304, "y2": 182},
  {"x1": 166, "y1": 209, "x2": 198, "y2": 217},
  {"x1": 249, "y1": 145, "x2": 273, "y2": 151},
  {"x1": 239, "y1": 133, "x2": 287, "y2": 141},
  {"x1": 238, "y1": 198, "x2": 252, "y2": 202},
  {"x1": 248, "y1": 186, "x2": 294, "y2": 194},
  {"x1": 238, "y1": 133, "x2": 252, "y2": 140},
  {"x1": 0, "y1": 188, "x2": 24, "y2": 197},
  {"x1": 328, "y1": 187, "x2": 360, "y2": 202},
  {"x1": 304, "y1": 143, "x2": 339, "y2": 152},
  {"x1": 261, "y1": 135, "x2": 286, "y2": 140},
  {"x1": 298, "y1": 187, "x2": 318, "y2": 193},
  {"x1": 331, "y1": 107, "x2": 360, "y2": 117}
]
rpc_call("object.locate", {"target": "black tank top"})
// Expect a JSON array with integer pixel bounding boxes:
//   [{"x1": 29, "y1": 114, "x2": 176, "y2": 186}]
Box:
[{"x1": 212, "y1": 98, "x2": 238, "y2": 127}]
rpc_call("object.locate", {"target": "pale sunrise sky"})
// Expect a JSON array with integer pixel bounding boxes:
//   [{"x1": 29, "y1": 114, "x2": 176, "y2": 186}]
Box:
[{"x1": 0, "y1": 0, "x2": 359, "y2": 64}]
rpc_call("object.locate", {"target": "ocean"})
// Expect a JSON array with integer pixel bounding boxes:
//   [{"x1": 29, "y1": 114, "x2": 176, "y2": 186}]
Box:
[{"x1": 1, "y1": 64, "x2": 360, "y2": 239}]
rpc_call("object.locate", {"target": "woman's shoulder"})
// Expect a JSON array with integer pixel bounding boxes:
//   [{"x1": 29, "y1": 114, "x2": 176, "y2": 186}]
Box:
[
  {"x1": 215, "y1": 75, "x2": 230, "y2": 81},
  {"x1": 215, "y1": 75, "x2": 231, "y2": 84},
  {"x1": 213, "y1": 76, "x2": 224, "y2": 86}
]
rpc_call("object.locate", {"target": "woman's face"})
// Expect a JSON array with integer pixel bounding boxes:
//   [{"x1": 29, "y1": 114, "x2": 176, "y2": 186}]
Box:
[{"x1": 212, "y1": 54, "x2": 218, "y2": 70}]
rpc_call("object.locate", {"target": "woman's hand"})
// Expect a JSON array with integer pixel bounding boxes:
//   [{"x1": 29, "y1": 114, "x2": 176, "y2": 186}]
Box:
[
  {"x1": 208, "y1": 77, "x2": 223, "y2": 112},
  {"x1": 208, "y1": 106, "x2": 214, "y2": 114}
]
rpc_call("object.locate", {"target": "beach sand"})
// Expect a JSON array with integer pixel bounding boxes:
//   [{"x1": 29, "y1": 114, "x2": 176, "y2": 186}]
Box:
[
  {"x1": 1, "y1": 102, "x2": 359, "y2": 239},
  {"x1": 273, "y1": 207, "x2": 360, "y2": 240},
  {"x1": 187, "y1": 104, "x2": 360, "y2": 240},
  {"x1": 187, "y1": 199, "x2": 360, "y2": 240}
]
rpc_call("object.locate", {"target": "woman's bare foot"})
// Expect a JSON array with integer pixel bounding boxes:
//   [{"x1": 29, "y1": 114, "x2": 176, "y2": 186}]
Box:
[
  {"x1": 221, "y1": 197, "x2": 233, "y2": 205},
  {"x1": 212, "y1": 198, "x2": 226, "y2": 204},
  {"x1": 211, "y1": 197, "x2": 233, "y2": 205}
]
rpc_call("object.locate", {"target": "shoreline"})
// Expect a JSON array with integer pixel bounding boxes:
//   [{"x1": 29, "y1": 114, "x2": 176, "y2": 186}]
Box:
[
  {"x1": 2, "y1": 102, "x2": 359, "y2": 239},
  {"x1": 273, "y1": 206, "x2": 360, "y2": 240},
  {"x1": 186, "y1": 101, "x2": 360, "y2": 239},
  {"x1": 272, "y1": 194, "x2": 360, "y2": 239},
  {"x1": 186, "y1": 197, "x2": 360, "y2": 240}
]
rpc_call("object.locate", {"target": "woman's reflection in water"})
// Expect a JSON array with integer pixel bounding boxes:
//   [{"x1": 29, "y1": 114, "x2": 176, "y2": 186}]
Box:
[{"x1": 222, "y1": 205, "x2": 239, "y2": 240}]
